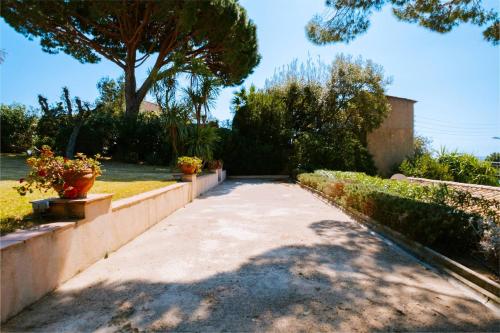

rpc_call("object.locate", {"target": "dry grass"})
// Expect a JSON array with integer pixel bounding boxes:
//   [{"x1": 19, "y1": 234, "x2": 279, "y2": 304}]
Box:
[{"x1": 0, "y1": 154, "x2": 176, "y2": 234}]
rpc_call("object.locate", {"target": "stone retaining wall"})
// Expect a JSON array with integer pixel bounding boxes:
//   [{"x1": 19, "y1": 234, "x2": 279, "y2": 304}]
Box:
[
  {"x1": 0, "y1": 171, "x2": 226, "y2": 322},
  {"x1": 407, "y1": 177, "x2": 500, "y2": 201}
]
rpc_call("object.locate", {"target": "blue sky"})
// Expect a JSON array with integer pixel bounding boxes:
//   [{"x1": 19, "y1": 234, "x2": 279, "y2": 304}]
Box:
[{"x1": 1, "y1": 0, "x2": 499, "y2": 156}]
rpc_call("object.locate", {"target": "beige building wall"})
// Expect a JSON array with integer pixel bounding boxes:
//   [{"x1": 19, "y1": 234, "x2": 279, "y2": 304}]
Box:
[{"x1": 367, "y1": 96, "x2": 415, "y2": 176}]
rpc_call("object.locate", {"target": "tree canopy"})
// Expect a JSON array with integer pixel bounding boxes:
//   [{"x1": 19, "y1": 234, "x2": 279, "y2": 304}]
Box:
[
  {"x1": 307, "y1": 0, "x2": 499, "y2": 45},
  {"x1": 1, "y1": 0, "x2": 260, "y2": 117},
  {"x1": 225, "y1": 55, "x2": 391, "y2": 175}
]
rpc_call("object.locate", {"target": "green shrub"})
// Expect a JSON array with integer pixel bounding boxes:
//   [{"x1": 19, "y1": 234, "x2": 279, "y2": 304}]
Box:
[
  {"x1": 485, "y1": 152, "x2": 500, "y2": 163},
  {"x1": 399, "y1": 154, "x2": 452, "y2": 181},
  {"x1": 185, "y1": 125, "x2": 220, "y2": 163},
  {"x1": 114, "y1": 113, "x2": 171, "y2": 164},
  {"x1": 75, "y1": 110, "x2": 120, "y2": 156},
  {"x1": 224, "y1": 56, "x2": 389, "y2": 175},
  {"x1": 437, "y1": 152, "x2": 497, "y2": 186},
  {"x1": 298, "y1": 171, "x2": 498, "y2": 259},
  {"x1": 0, "y1": 104, "x2": 37, "y2": 153},
  {"x1": 399, "y1": 149, "x2": 498, "y2": 186}
]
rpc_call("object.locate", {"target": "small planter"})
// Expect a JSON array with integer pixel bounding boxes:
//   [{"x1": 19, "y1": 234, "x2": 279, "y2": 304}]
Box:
[
  {"x1": 177, "y1": 156, "x2": 202, "y2": 175},
  {"x1": 208, "y1": 160, "x2": 223, "y2": 172},
  {"x1": 179, "y1": 164, "x2": 197, "y2": 175},
  {"x1": 15, "y1": 145, "x2": 102, "y2": 200},
  {"x1": 61, "y1": 169, "x2": 97, "y2": 198}
]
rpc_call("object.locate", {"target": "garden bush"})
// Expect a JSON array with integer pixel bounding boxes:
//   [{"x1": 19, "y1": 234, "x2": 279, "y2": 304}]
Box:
[
  {"x1": 399, "y1": 148, "x2": 498, "y2": 186},
  {"x1": 114, "y1": 113, "x2": 171, "y2": 164},
  {"x1": 223, "y1": 55, "x2": 389, "y2": 175},
  {"x1": 75, "y1": 110, "x2": 121, "y2": 156},
  {"x1": 437, "y1": 152, "x2": 497, "y2": 186},
  {"x1": 298, "y1": 170, "x2": 499, "y2": 262},
  {"x1": 0, "y1": 104, "x2": 37, "y2": 153}
]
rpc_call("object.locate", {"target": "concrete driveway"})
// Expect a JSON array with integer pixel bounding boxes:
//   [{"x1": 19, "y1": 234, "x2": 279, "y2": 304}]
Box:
[{"x1": 4, "y1": 180, "x2": 499, "y2": 332}]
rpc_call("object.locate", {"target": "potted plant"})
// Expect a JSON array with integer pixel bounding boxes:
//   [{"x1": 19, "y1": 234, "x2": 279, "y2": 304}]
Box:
[
  {"x1": 177, "y1": 156, "x2": 202, "y2": 175},
  {"x1": 16, "y1": 146, "x2": 102, "y2": 199},
  {"x1": 207, "y1": 159, "x2": 223, "y2": 172}
]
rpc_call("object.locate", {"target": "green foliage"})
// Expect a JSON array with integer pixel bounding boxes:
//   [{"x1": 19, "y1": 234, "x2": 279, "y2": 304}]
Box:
[
  {"x1": 152, "y1": 75, "x2": 189, "y2": 160},
  {"x1": 186, "y1": 125, "x2": 220, "y2": 163},
  {"x1": 413, "y1": 135, "x2": 432, "y2": 158},
  {"x1": 227, "y1": 84, "x2": 290, "y2": 175},
  {"x1": 115, "y1": 112, "x2": 171, "y2": 165},
  {"x1": 399, "y1": 144, "x2": 498, "y2": 186},
  {"x1": 1, "y1": 72, "x2": 224, "y2": 167},
  {"x1": 35, "y1": 95, "x2": 71, "y2": 152},
  {"x1": 1, "y1": 0, "x2": 260, "y2": 117},
  {"x1": 298, "y1": 170, "x2": 499, "y2": 259},
  {"x1": 399, "y1": 154, "x2": 453, "y2": 181},
  {"x1": 485, "y1": 152, "x2": 500, "y2": 163},
  {"x1": 224, "y1": 55, "x2": 389, "y2": 175},
  {"x1": 183, "y1": 73, "x2": 221, "y2": 126},
  {"x1": 75, "y1": 110, "x2": 121, "y2": 156},
  {"x1": 35, "y1": 83, "x2": 122, "y2": 157},
  {"x1": 437, "y1": 151, "x2": 498, "y2": 186},
  {"x1": 307, "y1": 0, "x2": 499, "y2": 45},
  {"x1": 0, "y1": 104, "x2": 37, "y2": 153}
]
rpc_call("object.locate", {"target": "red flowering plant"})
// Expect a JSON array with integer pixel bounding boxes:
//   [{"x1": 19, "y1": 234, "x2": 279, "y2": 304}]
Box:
[{"x1": 15, "y1": 146, "x2": 102, "y2": 199}]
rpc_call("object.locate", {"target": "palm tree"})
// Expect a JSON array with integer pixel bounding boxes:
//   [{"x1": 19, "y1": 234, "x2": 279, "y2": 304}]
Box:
[
  {"x1": 152, "y1": 75, "x2": 188, "y2": 159},
  {"x1": 182, "y1": 73, "x2": 222, "y2": 162},
  {"x1": 184, "y1": 74, "x2": 221, "y2": 126}
]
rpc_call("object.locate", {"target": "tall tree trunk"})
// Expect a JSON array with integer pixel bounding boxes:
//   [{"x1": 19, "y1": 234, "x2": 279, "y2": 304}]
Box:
[
  {"x1": 124, "y1": 64, "x2": 156, "y2": 118},
  {"x1": 196, "y1": 104, "x2": 201, "y2": 126},
  {"x1": 65, "y1": 121, "x2": 83, "y2": 158},
  {"x1": 170, "y1": 126, "x2": 178, "y2": 157},
  {"x1": 124, "y1": 66, "x2": 140, "y2": 118}
]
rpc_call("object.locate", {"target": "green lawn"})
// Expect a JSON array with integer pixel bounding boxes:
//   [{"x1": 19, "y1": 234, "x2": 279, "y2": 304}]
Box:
[{"x1": 0, "y1": 154, "x2": 176, "y2": 234}]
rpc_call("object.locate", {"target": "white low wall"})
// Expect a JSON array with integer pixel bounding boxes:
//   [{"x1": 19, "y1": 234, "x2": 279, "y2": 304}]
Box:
[
  {"x1": 197, "y1": 170, "x2": 223, "y2": 196},
  {"x1": 0, "y1": 171, "x2": 225, "y2": 322}
]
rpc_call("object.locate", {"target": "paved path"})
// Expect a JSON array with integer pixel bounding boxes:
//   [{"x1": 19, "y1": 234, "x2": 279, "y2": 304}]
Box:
[{"x1": 4, "y1": 180, "x2": 499, "y2": 332}]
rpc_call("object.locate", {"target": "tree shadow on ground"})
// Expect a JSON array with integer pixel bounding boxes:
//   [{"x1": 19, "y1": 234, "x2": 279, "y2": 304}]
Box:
[{"x1": 5, "y1": 220, "x2": 498, "y2": 332}]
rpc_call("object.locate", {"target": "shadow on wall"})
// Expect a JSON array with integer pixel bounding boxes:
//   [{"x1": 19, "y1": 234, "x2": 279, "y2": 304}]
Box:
[{"x1": 4, "y1": 219, "x2": 497, "y2": 332}]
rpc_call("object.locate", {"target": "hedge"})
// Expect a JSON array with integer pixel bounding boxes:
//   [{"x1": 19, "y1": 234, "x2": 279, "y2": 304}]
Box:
[{"x1": 298, "y1": 170, "x2": 499, "y2": 261}]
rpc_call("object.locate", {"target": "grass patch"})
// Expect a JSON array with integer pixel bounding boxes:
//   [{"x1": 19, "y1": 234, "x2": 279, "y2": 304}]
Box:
[{"x1": 1, "y1": 154, "x2": 176, "y2": 234}]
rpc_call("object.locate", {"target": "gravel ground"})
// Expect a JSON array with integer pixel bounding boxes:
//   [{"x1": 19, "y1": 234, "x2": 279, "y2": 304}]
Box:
[{"x1": 3, "y1": 180, "x2": 499, "y2": 332}]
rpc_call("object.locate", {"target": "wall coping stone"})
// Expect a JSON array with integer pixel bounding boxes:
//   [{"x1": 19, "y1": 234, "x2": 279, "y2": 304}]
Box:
[
  {"x1": 0, "y1": 222, "x2": 75, "y2": 251},
  {"x1": 48, "y1": 193, "x2": 114, "y2": 204},
  {"x1": 407, "y1": 177, "x2": 500, "y2": 192},
  {"x1": 45, "y1": 193, "x2": 113, "y2": 220},
  {"x1": 112, "y1": 182, "x2": 187, "y2": 211}
]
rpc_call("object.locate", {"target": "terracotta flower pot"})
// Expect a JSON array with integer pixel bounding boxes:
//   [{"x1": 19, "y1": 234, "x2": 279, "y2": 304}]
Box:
[
  {"x1": 180, "y1": 164, "x2": 197, "y2": 175},
  {"x1": 61, "y1": 169, "x2": 96, "y2": 199},
  {"x1": 208, "y1": 160, "x2": 222, "y2": 171}
]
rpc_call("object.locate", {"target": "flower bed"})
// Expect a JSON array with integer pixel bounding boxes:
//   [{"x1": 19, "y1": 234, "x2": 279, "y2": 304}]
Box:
[{"x1": 298, "y1": 170, "x2": 499, "y2": 268}]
